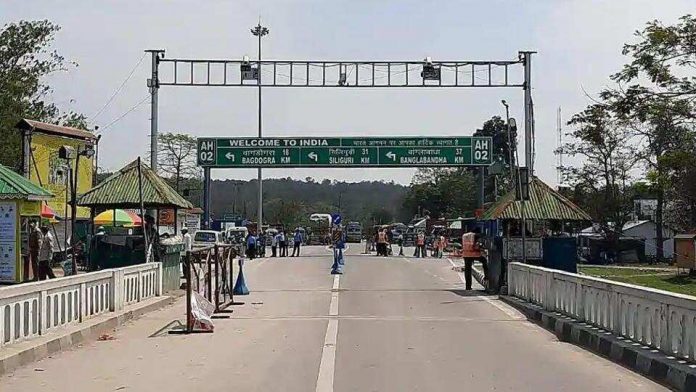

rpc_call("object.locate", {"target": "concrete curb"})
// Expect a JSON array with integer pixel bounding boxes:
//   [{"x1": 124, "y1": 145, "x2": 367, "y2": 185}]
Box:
[
  {"x1": 0, "y1": 294, "x2": 179, "y2": 376},
  {"x1": 501, "y1": 295, "x2": 696, "y2": 391}
]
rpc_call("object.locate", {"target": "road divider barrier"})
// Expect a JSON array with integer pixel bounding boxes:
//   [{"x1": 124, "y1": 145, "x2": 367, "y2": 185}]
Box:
[
  {"x1": 0, "y1": 263, "x2": 162, "y2": 348},
  {"x1": 508, "y1": 262, "x2": 696, "y2": 362}
]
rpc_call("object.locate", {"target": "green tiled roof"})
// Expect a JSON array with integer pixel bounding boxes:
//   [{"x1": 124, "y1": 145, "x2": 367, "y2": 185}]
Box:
[
  {"x1": 78, "y1": 159, "x2": 193, "y2": 209},
  {"x1": 0, "y1": 164, "x2": 53, "y2": 201},
  {"x1": 481, "y1": 177, "x2": 591, "y2": 221}
]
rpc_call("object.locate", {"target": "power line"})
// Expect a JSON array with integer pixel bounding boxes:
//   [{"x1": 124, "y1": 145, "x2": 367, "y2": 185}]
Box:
[
  {"x1": 98, "y1": 95, "x2": 150, "y2": 133},
  {"x1": 92, "y1": 53, "x2": 147, "y2": 121}
]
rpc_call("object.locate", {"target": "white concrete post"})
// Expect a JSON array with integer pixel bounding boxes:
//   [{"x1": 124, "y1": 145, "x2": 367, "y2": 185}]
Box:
[
  {"x1": 79, "y1": 282, "x2": 86, "y2": 322},
  {"x1": 137, "y1": 270, "x2": 143, "y2": 302},
  {"x1": 156, "y1": 263, "x2": 163, "y2": 296},
  {"x1": 112, "y1": 268, "x2": 124, "y2": 311}
]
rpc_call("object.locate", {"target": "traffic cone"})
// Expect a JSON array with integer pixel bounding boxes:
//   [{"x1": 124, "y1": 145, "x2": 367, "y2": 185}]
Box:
[{"x1": 233, "y1": 258, "x2": 250, "y2": 295}]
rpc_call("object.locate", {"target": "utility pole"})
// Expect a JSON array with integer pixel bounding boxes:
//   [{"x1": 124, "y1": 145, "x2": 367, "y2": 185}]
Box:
[
  {"x1": 520, "y1": 51, "x2": 535, "y2": 175},
  {"x1": 145, "y1": 50, "x2": 164, "y2": 173},
  {"x1": 251, "y1": 22, "x2": 269, "y2": 236},
  {"x1": 502, "y1": 100, "x2": 527, "y2": 264}
]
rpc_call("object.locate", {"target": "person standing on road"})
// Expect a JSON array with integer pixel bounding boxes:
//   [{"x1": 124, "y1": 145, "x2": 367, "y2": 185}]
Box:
[
  {"x1": 291, "y1": 228, "x2": 303, "y2": 257},
  {"x1": 38, "y1": 226, "x2": 56, "y2": 280},
  {"x1": 377, "y1": 229, "x2": 388, "y2": 257},
  {"x1": 246, "y1": 233, "x2": 257, "y2": 260},
  {"x1": 26, "y1": 220, "x2": 42, "y2": 281},
  {"x1": 432, "y1": 235, "x2": 439, "y2": 258},
  {"x1": 415, "y1": 231, "x2": 426, "y2": 258},
  {"x1": 438, "y1": 233, "x2": 447, "y2": 258},
  {"x1": 271, "y1": 231, "x2": 278, "y2": 257},
  {"x1": 397, "y1": 232, "x2": 404, "y2": 256},
  {"x1": 279, "y1": 231, "x2": 287, "y2": 257},
  {"x1": 462, "y1": 227, "x2": 488, "y2": 290}
]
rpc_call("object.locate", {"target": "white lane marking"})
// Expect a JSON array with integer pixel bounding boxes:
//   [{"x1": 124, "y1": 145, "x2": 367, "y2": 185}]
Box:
[
  {"x1": 316, "y1": 274, "x2": 340, "y2": 392},
  {"x1": 449, "y1": 259, "x2": 524, "y2": 320}
]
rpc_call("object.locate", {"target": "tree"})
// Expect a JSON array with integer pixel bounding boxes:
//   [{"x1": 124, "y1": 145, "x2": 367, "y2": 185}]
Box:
[
  {"x1": 0, "y1": 20, "x2": 86, "y2": 170},
  {"x1": 560, "y1": 104, "x2": 635, "y2": 242},
  {"x1": 601, "y1": 15, "x2": 696, "y2": 259},
  {"x1": 403, "y1": 168, "x2": 477, "y2": 219},
  {"x1": 156, "y1": 132, "x2": 199, "y2": 191}
]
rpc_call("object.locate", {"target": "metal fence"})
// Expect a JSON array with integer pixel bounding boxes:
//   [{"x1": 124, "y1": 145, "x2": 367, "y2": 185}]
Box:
[
  {"x1": 508, "y1": 262, "x2": 696, "y2": 362},
  {"x1": 177, "y1": 245, "x2": 239, "y2": 333}
]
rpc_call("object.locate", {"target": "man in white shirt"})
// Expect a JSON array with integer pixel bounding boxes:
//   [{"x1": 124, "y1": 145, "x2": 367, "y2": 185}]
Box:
[
  {"x1": 182, "y1": 228, "x2": 193, "y2": 251},
  {"x1": 38, "y1": 226, "x2": 56, "y2": 280},
  {"x1": 271, "y1": 231, "x2": 279, "y2": 257}
]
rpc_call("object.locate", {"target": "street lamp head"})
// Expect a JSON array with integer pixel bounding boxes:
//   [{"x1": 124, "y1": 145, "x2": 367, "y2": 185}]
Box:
[
  {"x1": 501, "y1": 99, "x2": 508, "y2": 108},
  {"x1": 251, "y1": 24, "x2": 269, "y2": 37}
]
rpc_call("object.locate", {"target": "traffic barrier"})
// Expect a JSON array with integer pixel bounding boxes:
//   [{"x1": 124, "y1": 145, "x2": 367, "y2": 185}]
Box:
[{"x1": 172, "y1": 245, "x2": 239, "y2": 334}]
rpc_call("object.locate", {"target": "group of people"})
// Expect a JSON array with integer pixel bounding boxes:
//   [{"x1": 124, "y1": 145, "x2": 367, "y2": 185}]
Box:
[
  {"x1": 245, "y1": 229, "x2": 305, "y2": 260},
  {"x1": 24, "y1": 220, "x2": 57, "y2": 281}
]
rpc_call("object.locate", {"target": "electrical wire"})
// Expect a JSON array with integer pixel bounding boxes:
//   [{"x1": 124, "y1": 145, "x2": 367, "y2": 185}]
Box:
[
  {"x1": 91, "y1": 53, "x2": 147, "y2": 121},
  {"x1": 98, "y1": 95, "x2": 150, "y2": 133}
]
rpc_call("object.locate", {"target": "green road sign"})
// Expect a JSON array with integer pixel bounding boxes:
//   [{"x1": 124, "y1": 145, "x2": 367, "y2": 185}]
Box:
[{"x1": 197, "y1": 137, "x2": 492, "y2": 168}]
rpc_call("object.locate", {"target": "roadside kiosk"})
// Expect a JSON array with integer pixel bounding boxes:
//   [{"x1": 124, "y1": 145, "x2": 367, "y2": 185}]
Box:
[
  {"x1": 479, "y1": 177, "x2": 591, "y2": 293},
  {"x1": 0, "y1": 164, "x2": 54, "y2": 283}
]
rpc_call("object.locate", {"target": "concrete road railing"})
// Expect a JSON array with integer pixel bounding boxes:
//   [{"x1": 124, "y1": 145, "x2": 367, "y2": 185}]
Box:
[
  {"x1": 0, "y1": 263, "x2": 162, "y2": 348},
  {"x1": 508, "y1": 262, "x2": 696, "y2": 362}
]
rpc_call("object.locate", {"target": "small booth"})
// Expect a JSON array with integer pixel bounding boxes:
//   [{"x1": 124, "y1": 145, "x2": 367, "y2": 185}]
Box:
[
  {"x1": 0, "y1": 164, "x2": 54, "y2": 283},
  {"x1": 77, "y1": 159, "x2": 192, "y2": 272},
  {"x1": 480, "y1": 177, "x2": 591, "y2": 293}
]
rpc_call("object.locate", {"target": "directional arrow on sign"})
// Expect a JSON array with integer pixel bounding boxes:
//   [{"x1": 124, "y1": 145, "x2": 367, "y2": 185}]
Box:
[
  {"x1": 225, "y1": 152, "x2": 235, "y2": 160},
  {"x1": 386, "y1": 151, "x2": 397, "y2": 161},
  {"x1": 308, "y1": 152, "x2": 318, "y2": 162}
]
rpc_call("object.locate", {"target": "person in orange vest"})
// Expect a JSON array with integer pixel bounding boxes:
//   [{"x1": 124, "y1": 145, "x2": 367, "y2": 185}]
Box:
[
  {"x1": 415, "y1": 231, "x2": 426, "y2": 258},
  {"x1": 461, "y1": 227, "x2": 488, "y2": 290},
  {"x1": 377, "y1": 229, "x2": 389, "y2": 257}
]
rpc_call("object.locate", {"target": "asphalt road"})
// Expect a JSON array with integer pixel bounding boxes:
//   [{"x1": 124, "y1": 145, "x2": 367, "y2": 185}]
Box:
[{"x1": 1, "y1": 245, "x2": 667, "y2": 391}]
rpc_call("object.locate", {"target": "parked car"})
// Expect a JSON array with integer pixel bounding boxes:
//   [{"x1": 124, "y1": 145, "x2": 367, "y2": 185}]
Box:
[{"x1": 193, "y1": 230, "x2": 225, "y2": 248}]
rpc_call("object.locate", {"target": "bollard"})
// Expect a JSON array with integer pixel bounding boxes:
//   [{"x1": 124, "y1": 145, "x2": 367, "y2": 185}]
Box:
[
  {"x1": 233, "y1": 258, "x2": 250, "y2": 295},
  {"x1": 331, "y1": 248, "x2": 343, "y2": 274}
]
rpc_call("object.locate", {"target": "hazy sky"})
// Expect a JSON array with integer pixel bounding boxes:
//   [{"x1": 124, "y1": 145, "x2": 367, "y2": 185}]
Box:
[{"x1": 2, "y1": 0, "x2": 693, "y2": 185}]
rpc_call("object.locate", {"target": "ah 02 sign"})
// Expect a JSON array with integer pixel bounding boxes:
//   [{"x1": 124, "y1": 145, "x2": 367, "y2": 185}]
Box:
[
  {"x1": 473, "y1": 138, "x2": 490, "y2": 164},
  {"x1": 198, "y1": 139, "x2": 216, "y2": 165}
]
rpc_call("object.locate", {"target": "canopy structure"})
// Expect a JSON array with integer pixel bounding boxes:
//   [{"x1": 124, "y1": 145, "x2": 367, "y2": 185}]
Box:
[
  {"x1": 78, "y1": 159, "x2": 193, "y2": 210},
  {"x1": 0, "y1": 164, "x2": 53, "y2": 201},
  {"x1": 481, "y1": 177, "x2": 591, "y2": 221}
]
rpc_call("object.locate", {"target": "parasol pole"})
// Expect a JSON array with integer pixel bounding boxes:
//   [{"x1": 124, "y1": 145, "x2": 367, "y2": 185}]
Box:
[{"x1": 137, "y1": 157, "x2": 149, "y2": 262}]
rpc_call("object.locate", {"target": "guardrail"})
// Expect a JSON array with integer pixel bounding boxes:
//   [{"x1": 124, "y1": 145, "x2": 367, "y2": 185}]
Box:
[
  {"x1": 1, "y1": 263, "x2": 162, "y2": 348},
  {"x1": 508, "y1": 262, "x2": 696, "y2": 362}
]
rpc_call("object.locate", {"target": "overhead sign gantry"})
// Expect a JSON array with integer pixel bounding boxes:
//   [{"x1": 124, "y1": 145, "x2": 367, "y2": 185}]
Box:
[{"x1": 146, "y1": 49, "x2": 535, "y2": 228}]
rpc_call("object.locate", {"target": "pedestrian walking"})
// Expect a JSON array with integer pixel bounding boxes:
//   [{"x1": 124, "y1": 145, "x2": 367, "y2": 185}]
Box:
[
  {"x1": 415, "y1": 232, "x2": 426, "y2": 258},
  {"x1": 462, "y1": 227, "x2": 488, "y2": 290},
  {"x1": 291, "y1": 228, "x2": 303, "y2": 257},
  {"x1": 25, "y1": 220, "x2": 42, "y2": 281},
  {"x1": 182, "y1": 228, "x2": 192, "y2": 252},
  {"x1": 271, "y1": 231, "x2": 278, "y2": 257},
  {"x1": 432, "y1": 236, "x2": 439, "y2": 258},
  {"x1": 37, "y1": 226, "x2": 56, "y2": 280}
]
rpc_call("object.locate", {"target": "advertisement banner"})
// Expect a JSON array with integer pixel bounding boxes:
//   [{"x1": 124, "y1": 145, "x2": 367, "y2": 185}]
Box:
[{"x1": 0, "y1": 201, "x2": 19, "y2": 283}]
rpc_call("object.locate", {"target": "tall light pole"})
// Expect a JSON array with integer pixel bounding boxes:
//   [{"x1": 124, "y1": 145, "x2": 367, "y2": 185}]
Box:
[{"x1": 251, "y1": 22, "x2": 269, "y2": 236}]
